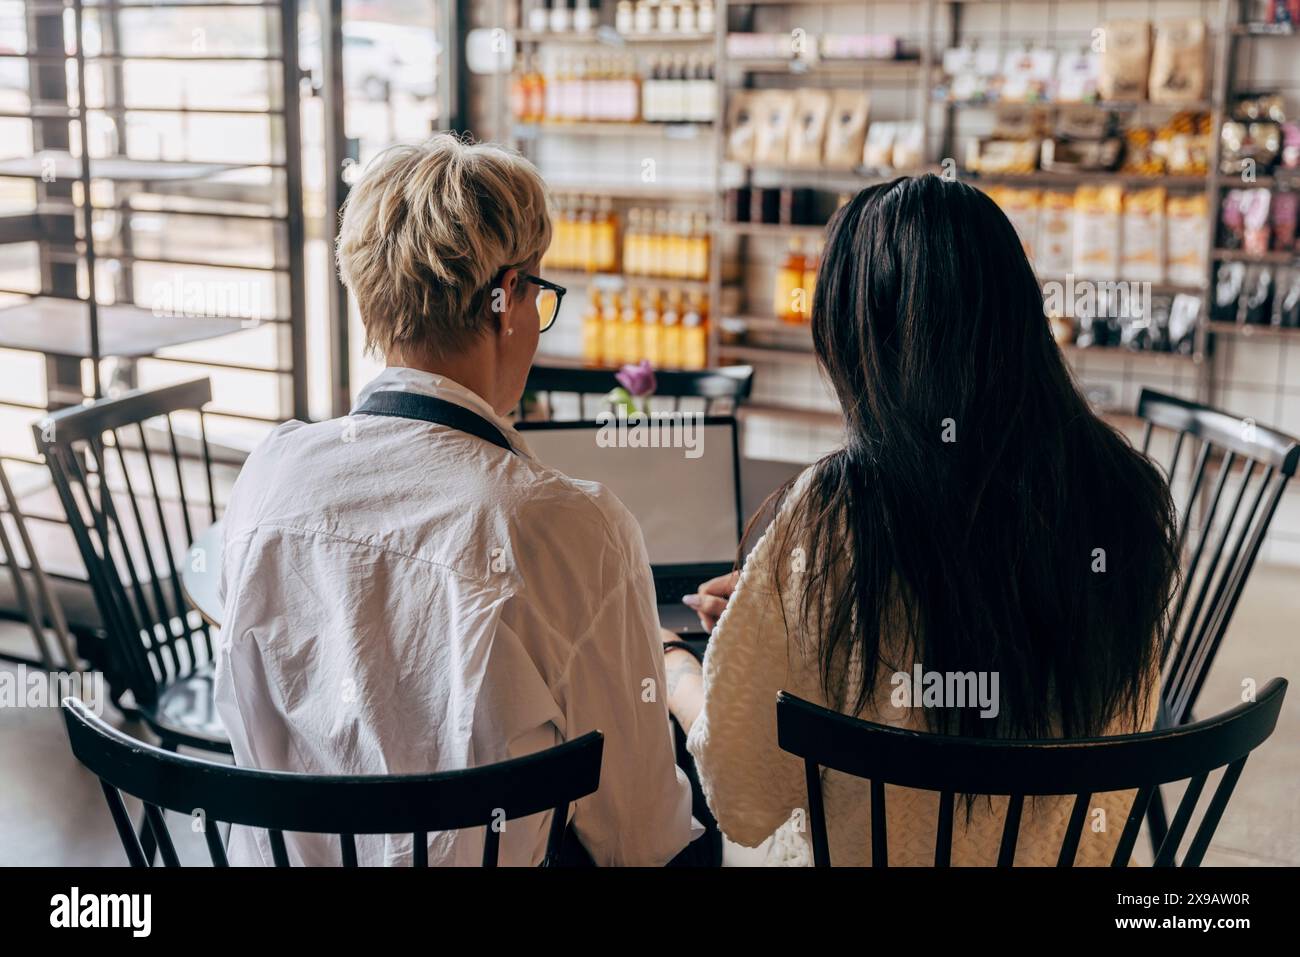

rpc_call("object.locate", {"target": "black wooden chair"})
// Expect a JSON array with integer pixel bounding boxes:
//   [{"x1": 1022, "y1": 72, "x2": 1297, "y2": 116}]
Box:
[
  {"x1": 33, "y1": 379, "x2": 228, "y2": 754},
  {"x1": 775, "y1": 678, "x2": 1287, "y2": 867},
  {"x1": 61, "y1": 697, "x2": 604, "y2": 867},
  {"x1": 1136, "y1": 389, "x2": 1299, "y2": 727},
  {"x1": 521, "y1": 363, "x2": 754, "y2": 421},
  {"x1": 1135, "y1": 390, "x2": 1298, "y2": 851}
]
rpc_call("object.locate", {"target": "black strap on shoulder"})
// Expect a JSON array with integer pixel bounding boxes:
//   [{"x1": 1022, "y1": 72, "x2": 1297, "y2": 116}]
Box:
[{"x1": 354, "y1": 390, "x2": 514, "y2": 454}]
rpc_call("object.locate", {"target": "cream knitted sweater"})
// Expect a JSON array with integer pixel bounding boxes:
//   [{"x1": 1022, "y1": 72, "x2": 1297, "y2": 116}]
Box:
[{"x1": 685, "y1": 471, "x2": 1156, "y2": 867}]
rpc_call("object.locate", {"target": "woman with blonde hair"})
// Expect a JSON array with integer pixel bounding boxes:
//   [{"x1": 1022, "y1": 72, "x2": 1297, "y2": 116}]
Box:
[{"x1": 217, "y1": 134, "x2": 699, "y2": 866}]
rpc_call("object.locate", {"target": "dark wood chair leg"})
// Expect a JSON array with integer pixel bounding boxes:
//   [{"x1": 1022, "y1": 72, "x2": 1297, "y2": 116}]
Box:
[
  {"x1": 1146, "y1": 786, "x2": 1170, "y2": 858},
  {"x1": 137, "y1": 738, "x2": 178, "y2": 865}
]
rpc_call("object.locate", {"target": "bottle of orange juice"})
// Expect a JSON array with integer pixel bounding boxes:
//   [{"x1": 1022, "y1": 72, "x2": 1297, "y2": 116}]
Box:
[
  {"x1": 576, "y1": 197, "x2": 596, "y2": 273},
  {"x1": 595, "y1": 196, "x2": 618, "y2": 273},
  {"x1": 619, "y1": 287, "x2": 643, "y2": 364},
  {"x1": 602, "y1": 289, "x2": 623, "y2": 365},
  {"x1": 649, "y1": 210, "x2": 670, "y2": 278},
  {"x1": 775, "y1": 237, "x2": 807, "y2": 324},
  {"x1": 689, "y1": 211, "x2": 710, "y2": 280},
  {"x1": 660, "y1": 289, "x2": 683, "y2": 368},
  {"x1": 801, "y1": 241, "x2": 819, "y2": 324},
  {"x1": 622, "y1": 208, "x2": 641, "y2": 276},
  {"x1": 681, "y1": 291, "x2": 708, "y2": 370},
  {"x1": 641, "y1": 289, "x2": 663, "y2": 365},
  {"x1": 581, "y1": 286, "x2": 604, "y2": 365}
]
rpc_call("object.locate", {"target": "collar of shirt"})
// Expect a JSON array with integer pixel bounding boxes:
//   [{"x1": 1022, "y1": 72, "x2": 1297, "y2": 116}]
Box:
[{"x1": 352, "y1": 366, "x2": 537, "y2": 461}]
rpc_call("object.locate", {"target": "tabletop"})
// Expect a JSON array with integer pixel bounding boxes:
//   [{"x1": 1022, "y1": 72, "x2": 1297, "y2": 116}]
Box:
[{"x1": 0, "y1": 297, "x2": 250, "y2": 359}]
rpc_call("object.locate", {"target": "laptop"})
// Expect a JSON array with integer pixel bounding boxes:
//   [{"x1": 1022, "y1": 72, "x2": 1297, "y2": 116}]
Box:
[{"x1": 515, "y1": 415, "x2": 742, "y2": 635}]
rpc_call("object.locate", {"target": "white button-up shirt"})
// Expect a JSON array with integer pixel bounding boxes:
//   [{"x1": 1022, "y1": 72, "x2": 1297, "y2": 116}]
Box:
[{"x1": 214, "y1": 366, "x2": 696, "y2": 866}]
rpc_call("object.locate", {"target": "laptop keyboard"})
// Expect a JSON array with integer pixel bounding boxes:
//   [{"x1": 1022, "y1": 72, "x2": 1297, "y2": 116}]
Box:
[{"x1": 654, "y1": 575, "x2": 703, "y2": 604}]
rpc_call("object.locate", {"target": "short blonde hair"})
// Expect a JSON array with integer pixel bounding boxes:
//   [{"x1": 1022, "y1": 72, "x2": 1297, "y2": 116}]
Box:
[{"x1": 336, "y1": 134, "x2": 552, "y2": 359}]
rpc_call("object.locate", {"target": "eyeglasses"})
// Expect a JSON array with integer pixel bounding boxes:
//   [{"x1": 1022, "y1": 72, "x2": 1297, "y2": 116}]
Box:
[{"x1": 523, "y1": 274, "x2": 566, "y2": 333}]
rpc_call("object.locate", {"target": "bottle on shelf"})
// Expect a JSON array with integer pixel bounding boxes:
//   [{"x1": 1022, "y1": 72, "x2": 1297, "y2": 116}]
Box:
[
  {"x1": 679, "y1": 0, "x2": 696, "y2": 35},
  {"x1": 642, "y1": 289, "x2": 663, "y2": 365},
  {"x1": 690, "y1": 56, "x2": 716, "y2": 123},
  {"x1": 657, "y1": 0, "x2": 677, "y2": 34},
  {"x1": 620, "y1": 288, "x2": 643, "y2": 364},
  {"x1": 603, "y1": 290, "x2": 623, "y2": 362},
  {"x1": 544, "y1": 55, "x2": 565, "y2": 122},
  {"x1": 775, "y1": 238, "x2": 808, "y2": 324},
  {"x1": 689, "y1": 211, "x2": 710, "y2": 280},
  {"x1": 575, "y1": 196, "x2": 596, "y2": 273},
  {"x1": 802, "y1": 241, "x2": 820, "y2": 320},
  {"x1": 697, "y1": 0, "x2": 714, "y2": 34},
  {"x1": 573, "y1": 0, "x2": 595, "y2": 34},
  {"x1": 526, "y1": 55, "x2": 546, "y2": 122},
  {"x1": 623, "y1": 208, "x2": 645, "y2": 275},
  {"x1": 595, "y1": 196, "x2": 619, "y2": 273},
  {"x1": 549, "y1": 0, "x2": 571, "y2": 34},
  {"x1": 681, "y1": 291, "x2": 708, "y2": 370},
  {"x1": 634, "y1": 0, "x2": 655, "y2": 35},
  {"x1": 649, "y1": 210, "x2": 671, "y2": 277},
  {"x1": 510, "y1": 61, "x2": 529, "y2": 122},
  {"x1": 660, "y1": 289, "x2": 683, "y2": 368},
  {"x1": 641, "y1": 56, "x2": 660, "y2": 122},
  {"x1": 526, "y1": 0, "x2": 548, "y2": 33},
  {"x1": 616, "y1": 0, "x2": 635, "y2": 35},
  {"x1": 582, "y1": 286, "x2": 604, "y2": 365}
]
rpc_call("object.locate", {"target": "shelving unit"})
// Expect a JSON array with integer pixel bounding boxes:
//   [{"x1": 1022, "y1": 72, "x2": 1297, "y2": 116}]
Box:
[{"x1": 504, "y1": 1, "x2": 1298, "y2": 439}]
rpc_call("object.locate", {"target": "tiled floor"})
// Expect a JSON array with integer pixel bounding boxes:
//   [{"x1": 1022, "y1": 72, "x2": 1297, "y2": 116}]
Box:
[{"x1": 2, "y1": 564, "x2": 1297, "y2": 867}]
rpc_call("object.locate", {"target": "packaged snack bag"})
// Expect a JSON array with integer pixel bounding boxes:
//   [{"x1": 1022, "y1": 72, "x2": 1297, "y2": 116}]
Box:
[
  {"x1": 1099, "y1": 20, "x2": 1151, "y2": 101},
  {"x1": 823, "y1": 90, "x2": 870, "y2": 169},
  {"x1": 1121, "y1": 187, "x2": 1167, "y2": 282},
  {"x1": 1166, "y1": 193, "x2": 1209, "y2": 286},
  {"x1": 725, "y1": 91, "x2": 757, "y2": 164},
  {"x1": 787, "y1": 89, "x2": 832, "y2": 167},
  {"x1": 752, "y1": 91, "x2": 796, "y2": 166},
  {"x1": 1073, "y1": 184, "x2": 1124, "y2": 279},
  {"x1": 1035, "y1": 191, "x2": 1075, "y2": 277},
  {"x1": 1149, "y1": 19, "x2": 1207, "y2": 104}
]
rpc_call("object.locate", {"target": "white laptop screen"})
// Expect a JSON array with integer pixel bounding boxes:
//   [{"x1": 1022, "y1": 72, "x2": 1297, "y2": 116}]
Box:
[{"x1": 518, "y1": 419, "x2": 740, "y2": 566}]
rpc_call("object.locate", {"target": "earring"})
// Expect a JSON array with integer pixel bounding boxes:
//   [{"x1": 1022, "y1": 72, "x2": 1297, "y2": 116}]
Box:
[{"x1": 506, "y1": 328, "x2": 514, "y2": 336}]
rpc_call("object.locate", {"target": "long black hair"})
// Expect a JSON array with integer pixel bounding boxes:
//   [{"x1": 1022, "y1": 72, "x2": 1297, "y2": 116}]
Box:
[{"x1": 761, "y1": 175, "x2": 1178, "y2": 740}]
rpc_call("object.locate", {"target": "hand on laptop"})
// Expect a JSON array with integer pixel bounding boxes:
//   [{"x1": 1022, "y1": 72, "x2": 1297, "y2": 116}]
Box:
[{"x1": 681, "y1": 571, "x2": 739, "y2": 633}]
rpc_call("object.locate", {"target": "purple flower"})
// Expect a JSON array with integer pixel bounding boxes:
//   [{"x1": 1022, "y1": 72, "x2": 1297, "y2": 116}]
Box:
[{"x1": 615, "y1": 360, "x2": 657, "y2": 398}]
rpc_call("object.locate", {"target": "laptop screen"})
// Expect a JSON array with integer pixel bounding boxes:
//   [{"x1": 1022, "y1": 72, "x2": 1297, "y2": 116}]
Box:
[{"x1": 517, "y1": 417, "x2": 741, "y2": 566}]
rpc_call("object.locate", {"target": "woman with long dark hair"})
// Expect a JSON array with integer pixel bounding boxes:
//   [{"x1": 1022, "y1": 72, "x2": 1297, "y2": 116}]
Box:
[{"x1": 662, "y1": 174, "x2": 1179, "y2": 865}]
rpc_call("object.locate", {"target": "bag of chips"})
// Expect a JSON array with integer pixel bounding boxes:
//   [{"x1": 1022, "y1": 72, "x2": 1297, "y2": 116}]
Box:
[
  {"x1": 787, "y1": 89, "x2": 832, "y2": 167},
  {"x1": 862, "y1": 121, "x2": 897, "y2": 169},
  {"x1": 1122, "y1": 187, "x2": 1167, "y2": 282},
  {"x1": 1166, "y1": 193, "x2": 1209, "y2": 286},
  {"x1": 1149, "y1": 19, "x2": 1207, "y2": 104},
  {"x1": 1035, "y1": 191, "x2": 1075, "y2": 277},
  {"x1": 1073, "y1": 185, "x2": 1124, "y2": 279},
  {"x1": 823, "y1": 90, "x2": 870, "y2": 169},
  {"x1": 725, "y1": 91, "x2": 758, "y2": 164},
  {"x1": 1099, "y1": 20, "x2": 1151, "y2": 102},
  {"x1": 752, "y1": 91, "x2": 796, "y2": 166}
]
